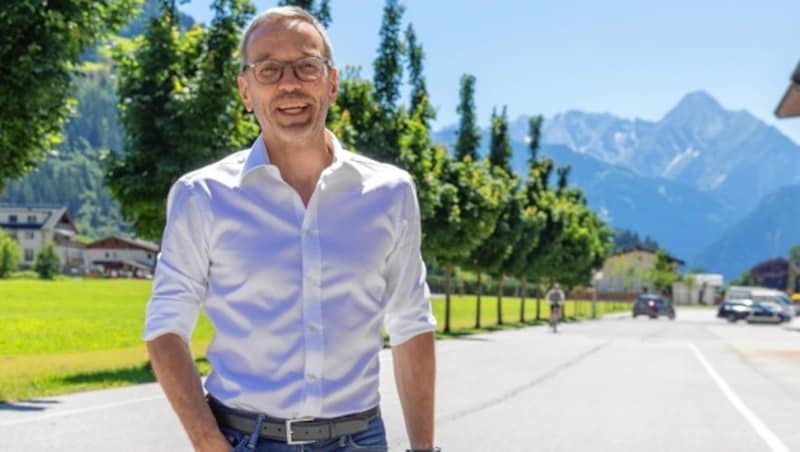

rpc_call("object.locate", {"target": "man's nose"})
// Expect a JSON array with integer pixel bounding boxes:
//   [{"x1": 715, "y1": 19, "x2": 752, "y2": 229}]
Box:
[{"x1": 276, "y1": 65, "x2": 302, "y2": 90}]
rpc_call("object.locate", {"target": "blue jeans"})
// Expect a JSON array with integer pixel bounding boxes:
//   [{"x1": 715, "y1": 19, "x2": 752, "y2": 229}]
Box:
[{"x1": 220, "y1": 416, "x2": 388, "y2": 451}]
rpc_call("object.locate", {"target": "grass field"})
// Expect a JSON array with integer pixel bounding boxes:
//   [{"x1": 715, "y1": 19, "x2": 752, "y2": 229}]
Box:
[{"x1": 0, "y1": 279, "x2": 628, "y2": 401}]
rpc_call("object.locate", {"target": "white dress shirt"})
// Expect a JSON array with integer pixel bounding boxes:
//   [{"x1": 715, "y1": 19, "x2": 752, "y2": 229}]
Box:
[{"x1": 143, "y1": 131, "x2": 436, "y2": 419}]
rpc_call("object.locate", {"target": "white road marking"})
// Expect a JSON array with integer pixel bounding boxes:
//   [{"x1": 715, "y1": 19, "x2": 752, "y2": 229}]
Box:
[
  {"x1": 0, "y1": 394, "x2": 165, "y2": 427},
  {"x1": 688, "y1": 341, "x2": 790, "y2": 452}
]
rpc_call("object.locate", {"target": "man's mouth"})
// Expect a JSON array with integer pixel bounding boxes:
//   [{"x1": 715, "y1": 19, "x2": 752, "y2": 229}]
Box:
[{"x1": 277, "y1": 103, "x2": 310, "y2": 115}]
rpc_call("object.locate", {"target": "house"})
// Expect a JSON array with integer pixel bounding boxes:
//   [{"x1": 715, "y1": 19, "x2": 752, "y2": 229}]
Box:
[
  {"x1": 85, "y1": 235, "x2": 159, "y2": 277},
  {"x1": 0, "y1": 204, "x2": 85, "y2": 273},
  {"x1": 595, "y1": 247, "x2": 684, "y2": 295},
  {"x1": 672, "y1": 273, "x2": 724, "y2": 305}
]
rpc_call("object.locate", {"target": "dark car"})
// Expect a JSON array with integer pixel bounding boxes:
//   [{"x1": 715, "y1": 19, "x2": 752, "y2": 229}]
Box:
[
  {"x1": 632, "y1": 294, "x2": 675, "y2": 319},
  {"x1": 747, "y1": 301, "x2": 791, "y2": 324},
  {"x1": 717, "y1": 299, "x2": 753, "y2": 323}
]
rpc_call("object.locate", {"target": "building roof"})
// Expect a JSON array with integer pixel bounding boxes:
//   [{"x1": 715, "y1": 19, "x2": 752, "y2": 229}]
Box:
[
  {"x1": 87, "y1": 235, "x2": 159, "y2": 252},
  {"x1": 610, "y1": 246, "x2": 685, "y2": 265},
  {"x1": 0, "y1": 205, "x2": 78, "y2": 234},
  {"x1": 775, "y1": 60, "x2": 800, "y2": 118}
]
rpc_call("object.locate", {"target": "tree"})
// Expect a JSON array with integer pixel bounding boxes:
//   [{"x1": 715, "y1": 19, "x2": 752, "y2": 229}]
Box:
[
  {"x1": 35, "y1": 242, "x2": 61, "y2": 280},
  {"x1": 422, "y1": 159, "x2": 505, "y2": 333},
  {"x1": 650, "y1": 249, "x2": 679, "y2": 294},
  {"x1": 0, "y1": 231, "x2": 21, "y2": 278},
  {"x1": 488, "y1": 107, "x2": 513, "y2": 175},
  {"x1": 276, "y1": 0, "x2": 332, "y2": 27},
  {"x1": 789, "y1": 244, "x2": 800, "y2": 267},
  {"x1": 327, "y1": 67, "x2": 378, "y2": 152},
  {"x1": 373, "y1": 0, "x2": 405, "y2": 112},
  {"x1": 107, "y1": 0, "x2": 257, "y2": 238},
  {"x1": 404, "y1": 23, "x2": 435, "y2": 128},
  {"x1": 454, "y1": 75, "x2": 481, "y2": 162},
  {"x1": 369, "y1": 0, "x2": 406, "y2": 163},
  {"x1": 0, "y1": 0, "x2": 139, "y2": 191},
  {"x1": 482, "y1": 106, "x2": 516, "y2": 325}
]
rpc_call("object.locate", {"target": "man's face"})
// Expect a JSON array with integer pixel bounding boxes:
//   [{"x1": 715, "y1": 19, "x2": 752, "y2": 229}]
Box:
[{"x1": 237, "y1": 19, "x2": 337, "y2": 147}]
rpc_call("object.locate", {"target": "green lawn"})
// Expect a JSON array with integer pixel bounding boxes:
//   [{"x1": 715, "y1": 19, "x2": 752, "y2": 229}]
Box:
[{"x1": 0, "y1": 279, "x2": 628, "y2": 401}]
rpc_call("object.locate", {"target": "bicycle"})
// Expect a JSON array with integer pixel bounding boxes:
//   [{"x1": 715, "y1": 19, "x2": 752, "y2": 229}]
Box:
[{"x1": 550, "y1": 303, "x2": 561, "y2": 333}]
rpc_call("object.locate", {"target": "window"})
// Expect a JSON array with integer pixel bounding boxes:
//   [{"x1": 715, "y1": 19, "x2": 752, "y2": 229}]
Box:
[
  {"x1": 27, "y1": 215, "x2": 36, "y2": 223},
  {"x1": 25, "y1": 231, "x2": 34, "y2": 240},
  {"x1": 25, "y1": 249, "x2": 34, "y2": 261},
  {"x1": 8, "y1": 215, "x2": 17, "y2": 223}
]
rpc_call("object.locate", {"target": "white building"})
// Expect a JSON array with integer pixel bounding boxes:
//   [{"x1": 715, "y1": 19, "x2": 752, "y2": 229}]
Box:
[
  {"x1": 0, "y1": 205, "x2": 85, "y2": 273},
  {"x1": 85, "y1": 235, "x2": 158, "y2": 277},
  {"x1": 672, "y1": 273, "x2": 724, "y2": 305}
]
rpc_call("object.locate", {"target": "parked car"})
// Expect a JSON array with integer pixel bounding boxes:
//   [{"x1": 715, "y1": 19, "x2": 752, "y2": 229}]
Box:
[
  {"x1": 717, "y1": 299, "x2": 753, "y2": 322},
  {"x1": 746, "y1": 301, "x2": 791, "y2": 324},
  {"x1": 632, "y1": 294, "x2": 676, "y2": 319},
  {"x1": 726, "y1": 285, "x2": 796, "y2": 319}
]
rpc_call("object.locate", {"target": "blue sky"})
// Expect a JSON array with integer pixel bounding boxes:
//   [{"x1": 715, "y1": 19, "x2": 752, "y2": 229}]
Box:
[{"x1": 180, "y1": 1, "x2": 800, "y2": 143}]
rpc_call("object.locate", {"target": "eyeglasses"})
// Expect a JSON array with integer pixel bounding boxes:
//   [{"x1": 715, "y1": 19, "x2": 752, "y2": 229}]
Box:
[{"x1": 242, "y1": 56, "x2": 331, "y2": 85}]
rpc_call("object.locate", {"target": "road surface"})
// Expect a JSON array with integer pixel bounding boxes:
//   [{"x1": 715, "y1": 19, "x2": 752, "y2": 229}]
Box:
[{"x1": 3, "y1": 308, "x2": 800, "y2": 451}]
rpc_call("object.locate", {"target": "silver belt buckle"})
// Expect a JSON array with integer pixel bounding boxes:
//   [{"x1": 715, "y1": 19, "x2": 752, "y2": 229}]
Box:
[{"x1": 286, "y1": 417, "x2": 316, "y2": 445}]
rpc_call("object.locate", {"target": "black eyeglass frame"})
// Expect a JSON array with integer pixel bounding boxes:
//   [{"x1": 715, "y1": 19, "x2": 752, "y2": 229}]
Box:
[{"x1": 241, "y1": 56, "x2": 333, "y2": 84}]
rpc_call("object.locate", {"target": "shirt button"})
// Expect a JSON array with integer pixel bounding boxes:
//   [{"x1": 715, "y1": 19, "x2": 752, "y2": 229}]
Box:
[
  {"x1": 308, "y1": 324, "x2": 320, "y2": 332},
  {"x1": 307, "y1": 374, "x2": 318, "y2": 381}
]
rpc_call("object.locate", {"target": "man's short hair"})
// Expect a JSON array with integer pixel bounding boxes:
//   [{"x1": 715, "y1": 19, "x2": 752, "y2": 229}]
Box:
[{"x1": 239, "y1": 6, "x2": 334, "y2": 70}]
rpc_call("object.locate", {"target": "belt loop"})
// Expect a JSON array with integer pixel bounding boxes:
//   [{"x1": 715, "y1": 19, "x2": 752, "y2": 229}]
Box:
[{"x1": 247, "y1": 414, "x2": 266, "y2": 449}]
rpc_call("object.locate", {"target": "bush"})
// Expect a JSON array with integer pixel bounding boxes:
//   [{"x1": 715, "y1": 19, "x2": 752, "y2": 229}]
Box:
[
  {"x1": 34, "y1": 242, "x2": 60, "y2": 280},
  {"x1": 0, "y1": 230, "x2": 21, "y2": 278}
]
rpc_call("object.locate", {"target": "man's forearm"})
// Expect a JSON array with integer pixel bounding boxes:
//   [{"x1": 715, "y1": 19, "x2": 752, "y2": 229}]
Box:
[
  {"x1": 392, "y1": 331, "x2": 436, "y2": 449},
  {"x1": 147, "y1": 333, "x2": 228, "y2": 452}
]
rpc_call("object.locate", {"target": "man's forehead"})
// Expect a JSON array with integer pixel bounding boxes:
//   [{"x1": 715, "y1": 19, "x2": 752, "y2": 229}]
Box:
[{"x1": 246, "y1": 19, "x2": 325, "y2": 60}]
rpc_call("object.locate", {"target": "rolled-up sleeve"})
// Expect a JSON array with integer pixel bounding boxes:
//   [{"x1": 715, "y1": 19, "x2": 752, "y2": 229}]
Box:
[
  {"x1": 383, "y1": 180, "x2": 437, "y2": 346},
  {"x1": 143, "y1": 179, "x2": 210, "y2": 344}
]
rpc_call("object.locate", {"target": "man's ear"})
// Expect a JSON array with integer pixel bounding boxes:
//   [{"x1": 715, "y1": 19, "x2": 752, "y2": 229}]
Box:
[
  {"x1": 237, "y1": 74, "x2": 252, "y2": 112},
  {"x1": 328, "y1": 66, "x2": 339, "y2": 103}
]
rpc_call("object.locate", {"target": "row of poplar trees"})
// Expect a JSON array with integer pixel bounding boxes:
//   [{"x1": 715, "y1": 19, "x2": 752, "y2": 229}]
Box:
[{"x1": 2, "y1": 0, "x2": 612, "y2": 332}]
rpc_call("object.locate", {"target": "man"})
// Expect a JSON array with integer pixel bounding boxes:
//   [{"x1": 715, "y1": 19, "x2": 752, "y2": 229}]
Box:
[
  {"x1": 144, "y1": 7, "x2": 438, "y2": 452},
  {"x1": 546, "y1": 282, "x2": 565, "y2": 321}
]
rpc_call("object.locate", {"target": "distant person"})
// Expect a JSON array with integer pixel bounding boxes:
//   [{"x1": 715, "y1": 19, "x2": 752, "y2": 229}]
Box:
[
  {"x1": 546, "y1": 282, "x2": 566, "y2": 321},
  {"x1": 143, "y1": 6, "x2": 439, "y2": 452}
]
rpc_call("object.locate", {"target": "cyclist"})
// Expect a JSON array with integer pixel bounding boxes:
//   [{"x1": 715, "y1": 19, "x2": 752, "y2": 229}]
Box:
[{"x1": 546, "y1": 282, "x2": 566, "y2": 332}]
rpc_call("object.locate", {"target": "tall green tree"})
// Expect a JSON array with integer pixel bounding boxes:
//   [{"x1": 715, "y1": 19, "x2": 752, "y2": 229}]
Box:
[
  {"x1": 35, "y1": 242, "x2": 61, "y2": 280},
  {"x1": 488, "y1": 107, "x2": 513, "y2": 175},
  {"x1": 0, "y1": 231, "x2": 21, "y2": 278},
  {"x1": 369, "y1": 0, "x2": 406, "y2": 162},
  {"x1": 422, "y1": 159, "x2": 505, "y2": 333},
  {"x1": 373, "y1": 0, "x2": 405, "y2": 112},
  {"x1": 789, "y1": 244, "x2": 800, "y2": 267},
  {"x1": 0, "y1": 0, "x2": 139, "y2": 191},
  {"x1": 466, "y1": 106, "x2": 517, "y2": 326},
  {"x1": 650, "y1": 249, "x2": 679, "y2": 293},
  {"x1": 327, "y1": 67, "x2": 379, "y2": 151},
  {"x1": 404, "y1": 23, "x2": 435, "y2": 128},
  {"x1": 454, "y1": 74, "x2": 481, "y2": 162},
  {"x1": 107, "y1": 0, "x2": 257, "y2": 238},
  {"x1": 276, "y1": 0, "x2": 332, "y2": 27}
]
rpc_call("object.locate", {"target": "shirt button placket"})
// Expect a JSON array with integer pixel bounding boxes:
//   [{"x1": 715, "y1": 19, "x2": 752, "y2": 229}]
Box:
[{"x1": 301, "y1": 196, "x2": 324, "y2": 415}]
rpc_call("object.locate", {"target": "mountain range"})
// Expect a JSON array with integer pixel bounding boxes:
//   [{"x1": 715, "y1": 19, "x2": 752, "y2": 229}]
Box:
[{"x1": 433, "y1": 91, "x2": 800, "y2": 280}]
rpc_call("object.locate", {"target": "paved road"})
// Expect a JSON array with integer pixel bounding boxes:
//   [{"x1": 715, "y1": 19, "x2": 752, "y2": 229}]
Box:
[{"x1": 3, "y1": 308, "x2": 800, "y2": 451}]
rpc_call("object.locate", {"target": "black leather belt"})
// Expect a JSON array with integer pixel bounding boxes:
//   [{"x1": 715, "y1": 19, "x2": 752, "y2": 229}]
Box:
[{"x1": 208, "y1": 397, "x2": 380, "y2": 445}]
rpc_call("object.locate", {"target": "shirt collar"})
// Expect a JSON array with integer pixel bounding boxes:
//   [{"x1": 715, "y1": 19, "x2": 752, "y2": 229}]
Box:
[{"x1": 239, "y1": 130, "x2": 353, "y2": 184}]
